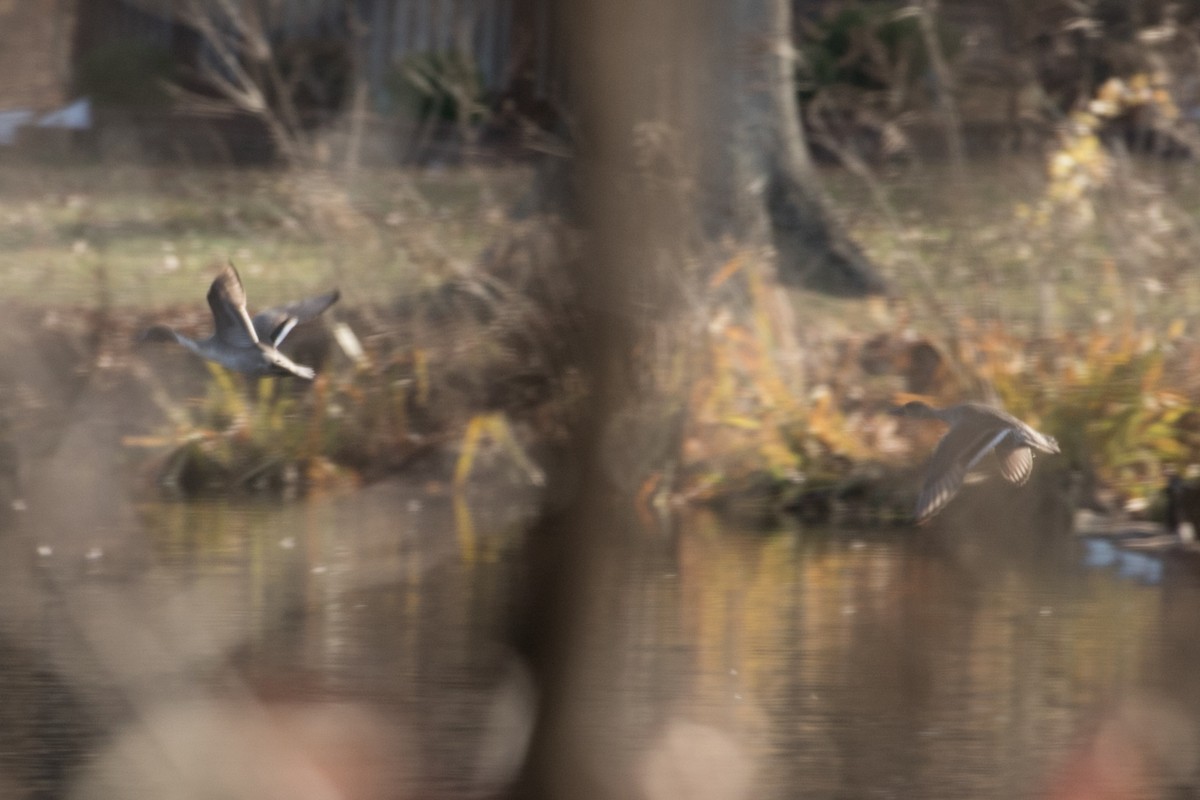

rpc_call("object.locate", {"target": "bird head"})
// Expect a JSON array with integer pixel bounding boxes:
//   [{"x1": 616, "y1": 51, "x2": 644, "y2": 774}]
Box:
[
  {"x1": 890, "y1": 400, "x2": 937, "y2": 419},
  {"x1": 138, "y1": 324, "x2": 179, "y2": 344}
]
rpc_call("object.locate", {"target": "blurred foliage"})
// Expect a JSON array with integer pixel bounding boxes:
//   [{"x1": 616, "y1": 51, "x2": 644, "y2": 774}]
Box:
[
  {"x1": 387, "y1": 51, "x2": 487, "y2": 125},
  {"x1": 453, "y1": 412, "x2": 544, "y2": 489},
  {"x1": 277, "y1": 37, "x2": 353, "y2": 113},
  {"x1": 117, "y1": 140, "x2": 1200, "y2": 511},
  {"x1": 132, "y1": 219, "x2": 576, "y2": 498},
  {"x1": 151, "y1": 366, "x2": 348, "y2": 495},
  {"x1": 677, "y1": 221, "x2": 1200, "y2": 514},
  {"x1": 74, "y1": 40, "x2": 175, "y2": 109},
  {"x1": 7, "y1": 99, "x2": 1200, "y2": 513},
  {"x1": 146, "y1": 341, "x2": 435, "y2": 496},
  {"x1": 793, "y1": 2, "x2": 945, "y2": 166},
  {"x1": 971, "y1": 322, "x2": 1196, "y2": 500},
  {"x1": 680, "y1": 286, "x2": 1200, "y2": 512},
  {"x1": 1019, "y1": 72, "x2": 1180, "y2": 230},
  {"x1": 978, "y1": 73, "x2": 1200, "y2": 499},
  {"x1": 680, "y1": 253, "x2": 873, "y2": 508},
  {"x1": 795, "y1": 2, "x2": 929, "y2": 100}
]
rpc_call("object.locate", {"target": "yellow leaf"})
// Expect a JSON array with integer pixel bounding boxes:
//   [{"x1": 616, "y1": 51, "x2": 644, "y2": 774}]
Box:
[
  {"x1": 709, "y1": 254, "x2": 746, "y2": 289},
  {"x1": 121, "y1": 436, "x2": 173, "y2": 448}
]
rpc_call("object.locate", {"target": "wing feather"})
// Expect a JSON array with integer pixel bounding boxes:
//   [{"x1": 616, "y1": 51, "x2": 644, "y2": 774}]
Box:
[
  {"x1": 207, "y1": 265, "x2": 259, "y2": 347},
  {"x1": 251, "y1": 289, "x2": 340, "y2": 346},
  {"x1": 915, "y1": 424, "x2": 1010, "y2": 521},
  {"x1": 915, "y1": 460, "x2": 970, "y2": 521},
  {"x1": 995, "y1": 443, "x2": 1034, "y2": 485}
]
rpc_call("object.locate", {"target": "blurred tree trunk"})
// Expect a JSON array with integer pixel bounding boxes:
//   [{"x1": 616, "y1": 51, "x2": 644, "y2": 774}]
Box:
[
  {"x1": 509, "y1": 2, "x2": 688, "y2": 800},
  {"x1": 341, "y1": 0, "x2": 371, "y2": 174},
  {"x1": 918, "y1": 0, "x2": 967, "y2": 190},
  {"x1": 510, "y1": 3, "x2": 885, "y2": 800},
  {"x1": 527, "y1": 0, "x2": 887, "y2": 297},
  {"x1": 702, "y1": 0, "x2": 887, "y2": 296}
]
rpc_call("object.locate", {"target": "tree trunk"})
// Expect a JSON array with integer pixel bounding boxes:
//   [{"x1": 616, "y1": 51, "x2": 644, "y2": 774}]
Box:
[
  {"x1": 527, "y1": 0, "x2": 888, "y2": 296},
  {"x1": 341, "y1": 0, "x2": 372, "y2": 175},
  {"x1": 701, "y1": 0, "x2": 888, "y2": 296},
  {"x1": 918, "y1": 0, "x2": 967, "y2": 189},
  {"x1": 508, "y1": 2, "x2": 653, "y2": 798},
  {"x1": 510, "y1": 3, "x2": 884, "y2": 800}
]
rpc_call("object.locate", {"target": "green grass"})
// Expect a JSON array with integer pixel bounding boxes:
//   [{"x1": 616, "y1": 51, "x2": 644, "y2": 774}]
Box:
[
  {"x1": 824, "y1": 156, "x2": 1200, "y2": 334},
  {"x1": 0, "y1": 163, "x2": 532, "y2": 309},
  {"x1": 9, "y1": 155, "x2": 1200, "y2": 337}
]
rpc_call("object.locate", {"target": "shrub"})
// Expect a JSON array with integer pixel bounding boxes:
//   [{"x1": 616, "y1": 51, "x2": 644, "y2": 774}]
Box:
[{"x1": 75, "y1": 39, "x2": 175, "y2": 109}]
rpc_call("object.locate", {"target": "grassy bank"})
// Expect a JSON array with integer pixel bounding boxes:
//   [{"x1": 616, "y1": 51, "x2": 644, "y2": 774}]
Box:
[
  {"x1": 0, "y1": 163, "x2": 530, "y2": 307},
  {"x1": 4, "y1": 155, "x2": 1200, "y2": 516}
]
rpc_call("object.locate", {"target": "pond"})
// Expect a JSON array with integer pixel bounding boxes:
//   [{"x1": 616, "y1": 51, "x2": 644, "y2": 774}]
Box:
[{"x1": 0, "y1": 486, "x2": 1195, "y2": 799}]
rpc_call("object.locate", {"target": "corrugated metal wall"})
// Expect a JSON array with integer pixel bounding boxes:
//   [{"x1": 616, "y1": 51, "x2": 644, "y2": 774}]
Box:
[
  {"x1": 250, "y1": 0, "x2": 548, "y2": 100},
  {"x1": 111, "y1": 0, "x2": 555, "y2": 106},
  {"x1": 366, "y1": 0, "x2": 518, "y2": 92},
  {"x1": 363, "y1": 0, "x2": 560, "y2": 104}
]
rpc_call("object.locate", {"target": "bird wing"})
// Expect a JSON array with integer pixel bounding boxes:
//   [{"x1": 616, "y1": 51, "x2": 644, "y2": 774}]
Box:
[
  {"x1": 915, "y1": 424, "x2": 1011, "y2": 521},
  {"x1": 994, "y1": 441, "x2": 1034, "y2": 485},
  {"x1": 251, "y1": 289, "x2": 340, "y2": 347},
  {"x1": 207, "y1": 264, "x2": 260, "y2": 347},
  {"x1": 915, "y1": 461, "x2": 970, "y2": 522},
  {"x1": 965, "y1": 402, "x2": 1059, "y2": 454}
]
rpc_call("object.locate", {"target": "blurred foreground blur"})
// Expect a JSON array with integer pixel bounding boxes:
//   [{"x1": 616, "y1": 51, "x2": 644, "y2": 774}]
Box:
[
  {"x1": 3, "y1": 495, "x2": 1198, "y2": 798},
  {"x1": 5, "y1": 1, "x2": 1200, "y2": 799}
]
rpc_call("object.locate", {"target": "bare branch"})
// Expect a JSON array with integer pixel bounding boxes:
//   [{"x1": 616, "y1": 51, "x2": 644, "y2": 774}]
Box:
[{"x1": 179, "y1": 0, "x2": 314, "y2": 167}]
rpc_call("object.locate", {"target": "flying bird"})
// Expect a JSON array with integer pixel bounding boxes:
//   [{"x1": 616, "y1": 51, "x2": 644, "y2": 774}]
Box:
[
  {"x1": 892, "y1": 400, "x2": 1060, "y2": 521},
  {"x1": 141, "y1": 263, "x2": 339, "y2": 380}
]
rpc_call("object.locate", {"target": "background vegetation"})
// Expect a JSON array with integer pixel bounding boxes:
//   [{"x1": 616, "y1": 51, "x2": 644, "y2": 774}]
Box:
[{"x1": 10, "y1": 0, "x2": 1200, "y2": 520}]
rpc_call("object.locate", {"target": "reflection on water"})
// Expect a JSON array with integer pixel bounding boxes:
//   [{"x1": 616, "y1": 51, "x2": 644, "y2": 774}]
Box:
[
  {"x1": 1082, "y1": 537, "x2": 1166, "y2": 585},
  {"x1": 627, "y1": 520, "x2": 1169, "y2": 800},
  {"x1": 0, "y1": 491, "x2": 1192, "y2": 799}
]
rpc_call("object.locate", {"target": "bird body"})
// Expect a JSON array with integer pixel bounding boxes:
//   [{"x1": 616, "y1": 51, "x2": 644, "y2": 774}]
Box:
[
  {"x1": 894, "y1": 401, "x2": 1059, "y2": 521},
  {"x1": 142, "y1": 264, "x2": 339, "y2": 380}
]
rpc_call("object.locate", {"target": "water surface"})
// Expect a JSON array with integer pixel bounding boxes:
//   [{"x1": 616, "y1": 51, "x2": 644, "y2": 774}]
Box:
[{"x1": 0, "y1": 488, "x2": 1191, "y2": 799}]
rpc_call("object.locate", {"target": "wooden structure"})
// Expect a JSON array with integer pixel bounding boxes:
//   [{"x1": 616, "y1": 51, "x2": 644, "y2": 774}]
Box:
[{"x1": 0, "y1": 2, "x2": 76, "y2": 110}]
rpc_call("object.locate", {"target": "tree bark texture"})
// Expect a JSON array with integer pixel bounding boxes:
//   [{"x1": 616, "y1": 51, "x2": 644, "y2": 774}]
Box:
[
  {"x1": 703, "y1": 0, "x2": 888, "y2": 296},
  {"x1": 529, "y1": 0, "x2": 888, "y2": 296},
  {"x1": 508, "y1": 2, "x2": 658, "y2": 799},
  {"x1": 510, "y1": 4, "x2": 887, "y2": 797}
]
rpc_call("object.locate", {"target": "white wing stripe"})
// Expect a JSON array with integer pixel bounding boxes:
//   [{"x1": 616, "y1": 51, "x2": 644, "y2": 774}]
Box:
[{"x1": 964, "y1": 429, "x2": 1010, "y2": 472}]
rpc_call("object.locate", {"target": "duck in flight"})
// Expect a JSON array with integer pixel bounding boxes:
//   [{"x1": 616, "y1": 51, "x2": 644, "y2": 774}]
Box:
[
  {"x1": 141, "y1": 263, "x2": 339, "y2": 380},
  {"x1": 893, "y1": 400, "x2": 1060, "y2": 521}
]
